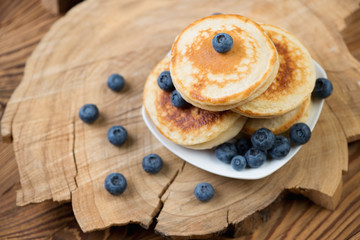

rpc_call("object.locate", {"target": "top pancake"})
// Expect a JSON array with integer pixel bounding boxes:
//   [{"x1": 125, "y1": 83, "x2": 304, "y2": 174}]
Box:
[
  {"x1": 233, "y1": 24, "x2": 316, "y2": 117},
  {"x1": 143, "y1": 55, "x2": 246, "y2": 148},
  {"x1": 170, "y1": 14, "x2": 279, "y2": 111}
]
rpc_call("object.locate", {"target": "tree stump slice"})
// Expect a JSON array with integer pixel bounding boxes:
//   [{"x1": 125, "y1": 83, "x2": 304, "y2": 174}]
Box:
[{"x1": 1, "y1": 0, "x2": 359, "y2": 238}]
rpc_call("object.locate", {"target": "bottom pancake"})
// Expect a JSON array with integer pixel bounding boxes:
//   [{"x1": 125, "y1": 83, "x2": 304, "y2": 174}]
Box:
[
  {"x1": 143, "y1": 55, "x2": 246, "y2": 149},
  {"x1": 183, "y1": 117, "x2": 246, "y2": 149},
  {"x1": 242, "y1": 97, "x2": 312, "y2": 135}
]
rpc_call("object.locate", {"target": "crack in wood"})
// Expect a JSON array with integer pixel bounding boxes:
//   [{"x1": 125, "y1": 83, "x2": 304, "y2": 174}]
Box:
[
  {"x1": 70, "y1": 116, "x2": 78, "y2": 199},
  {"x1": 2, "y1": 0, "x2": 356, "y2": 237},
  {"x1": 226, "y1": 209, "x2": 230, "y2": 225},
  {"x1": 150, "y1": 161, "x2": 186, "y2": 233},
  {"x1": 324, "y1": 102, "x2": 350, "y2": 143},
  {"x1": 226, "y1": 192, "x2": 287, "y2": 238},
  {"x1": 327, "y1": 98, "x2": 360, "y2": 143}
]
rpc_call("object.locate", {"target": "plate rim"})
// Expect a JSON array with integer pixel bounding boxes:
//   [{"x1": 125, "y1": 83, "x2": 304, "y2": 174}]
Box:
[{"x1": 142, "y1": 60, "x2": 325, "y2": 180}]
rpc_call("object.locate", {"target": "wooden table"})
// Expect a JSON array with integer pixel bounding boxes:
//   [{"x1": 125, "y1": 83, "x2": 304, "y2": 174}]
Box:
[{"x1": 1, "y1": 0, "x2": 360, "y2": 239}]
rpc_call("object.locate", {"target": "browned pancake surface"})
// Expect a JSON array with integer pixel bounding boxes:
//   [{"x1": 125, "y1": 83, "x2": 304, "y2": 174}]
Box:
[
  {"x1": 170, "y1": 15, "x2": 279, "y2": 109},
  {"x1": 233, "y1": 24, "x2": 316, "y2": 117},
  {"x1": 143, "y1": 55, "x2": 243, "y2": 146},
  {"x1": 156, "y1": 91, "x2": 227, "y2": 132}
]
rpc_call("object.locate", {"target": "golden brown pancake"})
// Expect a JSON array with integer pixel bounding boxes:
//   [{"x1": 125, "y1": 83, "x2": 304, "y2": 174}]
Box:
[
  {"x1": 170, "y1": 14, "x2": 279, "y2": 111},
  {"x1": 242, "y1": 97, "x2": 312, "y2": 135},
  {"x1": 143, "y1": 55, "x2": 246, "y2": 149},
  {"x1": 233, "y1": 24, "x2": 316, "y2": 117}
]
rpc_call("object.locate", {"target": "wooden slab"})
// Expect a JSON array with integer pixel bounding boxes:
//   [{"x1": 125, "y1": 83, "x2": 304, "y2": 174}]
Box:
[{"x1": 1, "y1": 0, "x2": 359, "y2": 238}]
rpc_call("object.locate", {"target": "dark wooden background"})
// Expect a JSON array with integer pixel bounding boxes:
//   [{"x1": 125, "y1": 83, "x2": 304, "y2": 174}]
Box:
[{"x1": 1, "y1": 0, "x2": 360, "y2": 239}]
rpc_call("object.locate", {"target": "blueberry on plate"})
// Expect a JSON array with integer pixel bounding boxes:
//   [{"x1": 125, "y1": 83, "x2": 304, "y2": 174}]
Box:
[
  {"x1": 212, "y1": 33, "x2": 233, "y2": 53},
  {"x1": 235, "y1": 137, "x2": 252, "y2": 155},
  {"x1": 215, "y1": 142, "x2": 238, "y2": 164},
  {"x1": 104, "y1": 173, "x2": 127, "y2": 195},
  {"x1": 251, "y1": 128, "x2": 275, "y2": 151},
  {"x1": 245, "y1": 148, "x2": 267, "y2": 168},
  {"x1": 194, "y1": 182, "x2": 215, "y2": 202},
  {"x1": 107, "y1": 73, "x2": 125, "y2": 92},
  {"x1": 157, "y1": 71, "x2": 175, "y2": 92},
  {"x1": 231, "y1": 155, "x2": 247, "y2": 171},
  {"x1": 142, "y1": 154, "x2": 163, "y2": 174},
  {"x1": 79, "y1": 104, "x2": 99, "y2": 124},
  {"x1": 170, "y1": 90, "x2": 189, "y2": 108},
  {"x1": 289, "y1": 123, "x2": 311, "y2": 145},
  {"x1": 212, "y1": 12, "x2": 222, "y2": 15},
  {"x1": 107, "y1": 126, "x2": 128, "y2": 146},
  {"x1": 268, "y1": 136, "x2": 291, "y2": 159},
  {"x1": 312, "y1": 78, "x2": 333, "y2": 99}
]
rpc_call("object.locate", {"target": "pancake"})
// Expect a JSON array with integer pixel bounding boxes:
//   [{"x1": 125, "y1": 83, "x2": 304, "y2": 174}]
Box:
[
  {"x1": 143, "y1": 55, "x2": 247, "y2": 149},
  {"x1": 234, "y1": 24, "x2": 316, "y2": 117},
  {"x1": 170, "y1": 14, "x2": 279, "y2": 111},
  {"x1": 242, "y1": 97, "x2": 312, "y2": 135}
]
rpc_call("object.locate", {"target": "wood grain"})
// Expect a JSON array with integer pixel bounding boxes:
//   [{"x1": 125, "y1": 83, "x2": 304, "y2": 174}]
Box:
[
  {"x1": 1, "y1": 142, "x2": 360, "y2": 239},
  {"x1": 155, "y1": 104, "x2": 347, "y2": 238},
  {"x1": 300, "y1": 0, "x2": 360, "y2": 143},
  {"x1": 0, "y1": 0, "x2": 356, "y2": 236},
  {"x1": 41, "y1": 0, "x2": 60, "y2": 14},
  {"x1": 0, "y1": 0, "x2": 58, "y2": 108},
  {"x1": 342, "y1": 8, "x2": 360, "y2": 61},
  {"x1": 234, "y1": 141, "x2": 360, "y2": 240}
]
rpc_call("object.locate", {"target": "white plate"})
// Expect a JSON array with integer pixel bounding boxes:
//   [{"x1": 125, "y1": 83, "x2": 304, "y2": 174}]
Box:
[{"x1": 142, "y1": 60, "x2": 325, "y2": 180}]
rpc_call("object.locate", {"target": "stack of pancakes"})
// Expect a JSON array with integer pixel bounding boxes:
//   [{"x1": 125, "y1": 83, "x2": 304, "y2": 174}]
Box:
[{"x1": 143, "y1": 14, "x2": 315, "y2": 149}]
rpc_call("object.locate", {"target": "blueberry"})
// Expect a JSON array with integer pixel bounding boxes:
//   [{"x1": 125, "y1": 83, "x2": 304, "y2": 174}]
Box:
[
  {"x1": 157, "y1": 71, "x2": 175, "y2": 92},
  {"x1": 107, "y1": 73, "x2": 125, "y2": 92},
  {"x1": 312, "y1": 78, "x2": 333, "y2": 99},
  {"x1": 170, "y1": 90, "x2": 189, "y2": 108},
  {"x1": 194, "y1": 182, "x2": 215, "y2": 202},
  {"x1": 212, "y1": 12, "x2": 222, "y2": 15},
  {"x1": 251, "y1": 128, "x2": 275, "y2": 151},
  {"x1": 107, "y1": 126, "x2": 128, "y2": 146},
  {"x1": 215, "y1": 142, "x2": 238, "y2": 164},
  {"x1": 104, "y1": 173, "x2": 127, "y2": 195},
  {"x1": 79, "y1": 104, "x2": 99, "y2": 123},
  {"x1": 245, "y1": 148, "x2": 267, "y2": 168},
  {"x1": 142, "y1": 154, "x2": 163, "y2": 174},
  {"x1": 268, "y1": 136, "x2": 291, "y2": 159},
  {"x1": 231, "y1": 155, "x2": 247, "y2": 171},
  {"x1": 235, "y1": 137, "x2": 252, "y2": 155},
  {"x1": 212, "y1": 33, "x2": 233, "y2": 53},
  {"x1": 289, "y1": 123, "x2": 311, "y2": 145}
]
